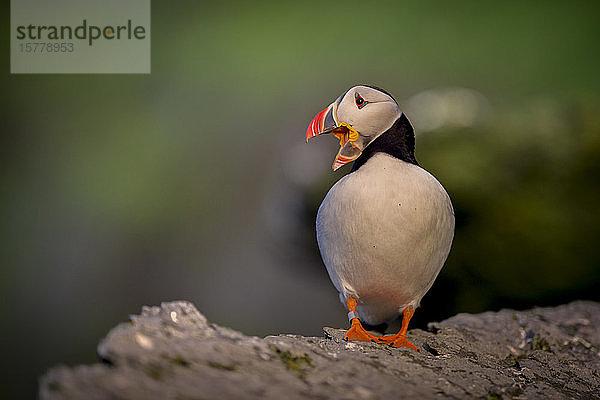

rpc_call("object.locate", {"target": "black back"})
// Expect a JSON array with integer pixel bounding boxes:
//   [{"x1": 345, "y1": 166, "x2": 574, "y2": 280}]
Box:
[{"x1": 350, "y1": 113, "x2": 418, "y2": 172}]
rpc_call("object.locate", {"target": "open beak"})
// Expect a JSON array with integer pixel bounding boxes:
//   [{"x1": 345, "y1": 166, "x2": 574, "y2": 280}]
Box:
[{"x1": 306, "y1": 101, "x2": 362, "y2": 171}]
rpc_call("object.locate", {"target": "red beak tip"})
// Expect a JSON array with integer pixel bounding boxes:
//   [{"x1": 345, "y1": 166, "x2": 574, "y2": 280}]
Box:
[{"x1": 306, "y1": 105, "x2": 331, "y2": 144}]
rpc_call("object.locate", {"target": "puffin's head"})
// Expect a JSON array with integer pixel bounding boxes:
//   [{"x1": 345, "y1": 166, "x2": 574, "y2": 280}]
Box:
[{"x1": 306, "y1": 85, "x2": 401, "y2": 170}]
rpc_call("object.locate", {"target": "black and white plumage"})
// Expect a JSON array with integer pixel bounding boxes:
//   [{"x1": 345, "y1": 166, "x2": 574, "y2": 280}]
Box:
[{"x1": 306, "y1": 85, "x2": 454, "y2": 347}]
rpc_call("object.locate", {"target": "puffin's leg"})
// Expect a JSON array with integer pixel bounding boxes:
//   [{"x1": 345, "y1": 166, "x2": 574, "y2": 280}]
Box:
[
  {"x1": 343, "y1": 297, "x2": 380, "y2": 343},
  {"x1": 377, "y1": 307, "x2": 418, "y2": 351}
]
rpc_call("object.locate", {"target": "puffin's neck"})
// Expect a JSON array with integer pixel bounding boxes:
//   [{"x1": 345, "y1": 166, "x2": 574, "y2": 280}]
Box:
[{"x1": 350, "y1": 113, "x2": 418, "y2": 172}]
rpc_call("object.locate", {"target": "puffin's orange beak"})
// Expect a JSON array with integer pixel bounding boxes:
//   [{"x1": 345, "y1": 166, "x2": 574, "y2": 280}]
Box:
[{"x1": 306, "y1": 101, "x2": 362, "y2": 171}]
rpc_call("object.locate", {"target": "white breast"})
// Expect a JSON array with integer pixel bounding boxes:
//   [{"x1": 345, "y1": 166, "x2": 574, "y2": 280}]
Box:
[{"x1": 316, "y1": 153, "x2": 455, "y2": 325}]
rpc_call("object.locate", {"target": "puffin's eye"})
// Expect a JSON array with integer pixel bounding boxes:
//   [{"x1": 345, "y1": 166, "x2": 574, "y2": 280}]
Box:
[{"x1": 355, "y1": 92, "x2": 367, "y2": 109}]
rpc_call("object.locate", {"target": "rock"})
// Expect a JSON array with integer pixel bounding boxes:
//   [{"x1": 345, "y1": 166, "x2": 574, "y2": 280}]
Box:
[{"x1": 40, "y1": 301, "x2": 600, "y2": 400}]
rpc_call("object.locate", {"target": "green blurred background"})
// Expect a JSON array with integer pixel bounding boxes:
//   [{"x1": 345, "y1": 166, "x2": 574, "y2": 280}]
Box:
[{"x1": 2, "y1": 1, "x2": 600, "y2": 398}]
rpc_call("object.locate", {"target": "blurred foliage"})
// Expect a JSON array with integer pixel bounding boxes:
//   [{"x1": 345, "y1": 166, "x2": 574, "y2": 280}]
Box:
[
  {"x1": 415, "y1": 97, "x2": 600, "y2": 322},
  {"x1": 1, "y1": 1, "x2": 600, "y2": 399}
]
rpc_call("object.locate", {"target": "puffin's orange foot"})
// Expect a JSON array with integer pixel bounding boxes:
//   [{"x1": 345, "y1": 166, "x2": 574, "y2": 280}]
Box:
[
  {"x1": 343, "y1": 297, "x2": 379, "y2": 343},
  {"x1": 343, "y1": 323, "x2": 378, "y2": 343},
  {"x1": 342, "y1": 297, "x2": 419, "y2": 350},
  {"x1": 344, "y1": 304, "x2": 419, "y2": 351},
  {"x1": 382, "y1": 335, "x2": 419, "y2": 351}
]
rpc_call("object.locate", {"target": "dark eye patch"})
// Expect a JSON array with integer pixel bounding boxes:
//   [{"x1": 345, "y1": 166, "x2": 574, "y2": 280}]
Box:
[{"x1": 355, "y1": 92, "x2": 367, "y2": 109}]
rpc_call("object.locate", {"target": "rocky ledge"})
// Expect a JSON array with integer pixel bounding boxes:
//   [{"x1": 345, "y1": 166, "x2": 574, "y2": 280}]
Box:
[{"x1": 40, "y1": 301, "x2": 600, "y2": 400}]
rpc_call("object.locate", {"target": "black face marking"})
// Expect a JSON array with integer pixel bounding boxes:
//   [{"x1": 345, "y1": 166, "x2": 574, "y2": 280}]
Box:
[
  {"x1": 355, "y1": 92, "x2": 367, "y2": 109},
  {"x1": 350, "y1": 113, "x2": 418, "y2": 173}
]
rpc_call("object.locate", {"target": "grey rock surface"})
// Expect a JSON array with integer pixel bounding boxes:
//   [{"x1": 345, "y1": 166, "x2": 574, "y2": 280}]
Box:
[{"x1": 40, "y1": 301, "x2": 600, "y2": 400}]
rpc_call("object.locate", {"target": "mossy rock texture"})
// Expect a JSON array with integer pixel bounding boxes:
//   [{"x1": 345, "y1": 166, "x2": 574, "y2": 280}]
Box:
[{"x1": 40, "y1": 300, "x2": 600, "y2": 400}]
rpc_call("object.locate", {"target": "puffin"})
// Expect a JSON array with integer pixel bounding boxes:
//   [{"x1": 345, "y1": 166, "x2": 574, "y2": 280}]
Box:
[{"x1": 306, "y1": 85, "x2": 455, "y2": 350}]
